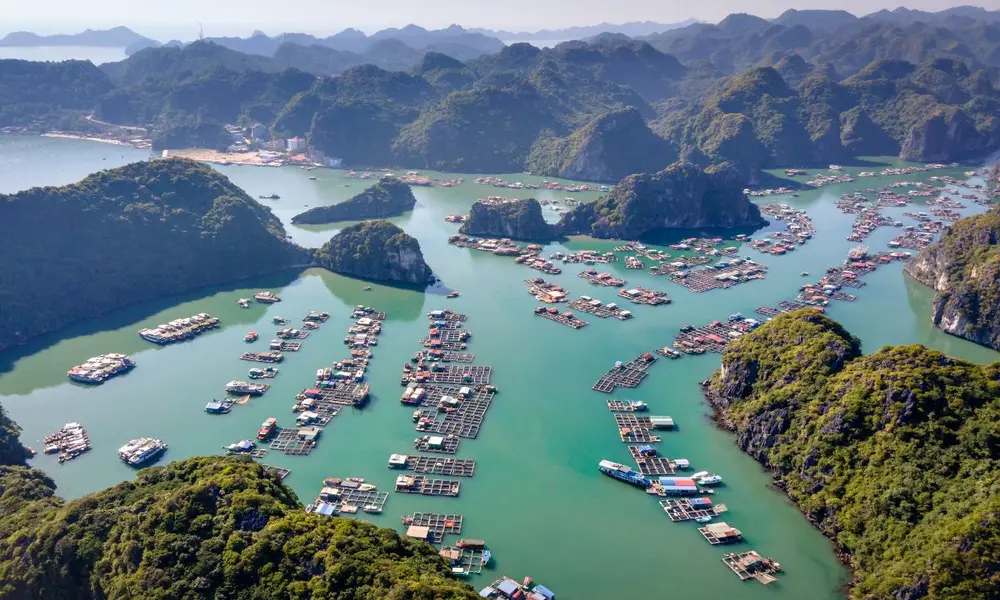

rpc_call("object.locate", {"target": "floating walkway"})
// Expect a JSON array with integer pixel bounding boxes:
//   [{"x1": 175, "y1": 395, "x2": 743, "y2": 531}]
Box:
[
  {"x1": 592, "y1": 353, "x2": 657, "y2": 393},
  {"x1": 389, "y1": 454, "x2": 477, "y2": 477},
  {"x1": 395, "y1": 474, "x2": 461, "y2": 497},
  {"x1": 406, "y1": 365, "x2": 493, "y2": 386},
  {"x1": 629, "y1": 446, "x2": 675, "y2": 475},
  {"x1": 401, "y1": 512, "x2": 464, "y2": 544},
  {"x1": 268, "y1": 426, "x2": 320, "y2": 455},
  {"x1": 607, "y1": 399, "x2": 648, "y2": 412}
]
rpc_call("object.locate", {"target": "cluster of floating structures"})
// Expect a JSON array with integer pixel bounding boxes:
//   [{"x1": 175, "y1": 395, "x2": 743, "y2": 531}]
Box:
[
  {"x1": 524, "y1": 278, "x2": 569, "y2": 303},
  {"x1": 670, "y1": 237, "x2": 740, "y2": 258},
  {"x1": 567, "y1": 296, "x2": 633, "y2": 320},
  {"x1": 44, "y1": 422, "x2": 90, "y2": 463},
  {"x1": 480, "y1": 576, "x2": 556, "y2": 599},
  {"x1": 307, "y1": 477, "x2": 389, "y2": 516},
  {"x1": 667, "y1": 258, "x2": 767, "y2": 293},
  {"x1": 448, "y1": 235, "x2": 559, "y2": 274},
  {"x1": 533, "y1": 306, "x2": 588, "y2": 329},
  {"x1": 617, "y1": 286, "x2": 671, "y2": 305},
  {"x1": 672, "y1": 314, "x2": 763, "y2": 354},
  {"x1": 67, "y1": 353, "x2": 136, "y2": 384},
  {"x1": 649, "y1": 255, "x2": 713, "y2": 276},
  {"x1": 472, "y1": 176, "x2": 603, "y2": 193},
  {"x1": 551, "y1": 250, "x2": 618, "y2": 264},
  {"x1": 579, "y1": 269, "x2": 625, "y2": 287},
  {"x1": 754, "y1": 204, "x2": 814, "y2": 254},
  {"x1": 138, "y1": 313, "x2": 219, "y2": 344}
]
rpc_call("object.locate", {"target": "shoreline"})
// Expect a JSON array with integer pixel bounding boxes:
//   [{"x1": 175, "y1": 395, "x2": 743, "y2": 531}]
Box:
[{"x1": 40, "y1": 132, "x2": 150, "y2": 149}]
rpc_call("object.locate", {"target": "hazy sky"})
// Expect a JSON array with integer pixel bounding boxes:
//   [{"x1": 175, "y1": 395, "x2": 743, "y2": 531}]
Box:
[{"x1": 4, "y1": 0, "x2": 1000, "y2": 38}]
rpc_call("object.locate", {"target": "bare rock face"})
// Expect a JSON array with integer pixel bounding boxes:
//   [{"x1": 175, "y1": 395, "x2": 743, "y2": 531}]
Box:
[{"x1": 904, "y1": 210, "x2": 1000, "y2": 351}]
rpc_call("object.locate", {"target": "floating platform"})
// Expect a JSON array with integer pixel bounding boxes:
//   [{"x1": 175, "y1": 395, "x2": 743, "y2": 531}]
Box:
[
  {"x1": 567, "y1": 298, "x2": 633, "y2": 320},
  {"x1": 390, "y1": 454, "x2": 477, "y2": 477},
  {"x1": 261, "y1": 465, "x2": 291, "y2": 480},
  {"x1": 440, "y1": 547, "x2": 487, "y2": 575},
  {"x1": 668, "y1": 260, "x2": 767, "y2": 293},
  {"x1": 617, "y1": 287, "x2": 671, "y2": 305},
  {"x1": 592, "y1": 353, "x2": 657, "y2": 393},
  {"x1": 270, "y1": 341, "x2": 301, "y2": 352},
  {"x1": 699, "y1": 521, "x2": 743, "y2": 545},
  {"x1": 414, "y1": 434, "x2": 461, "y2": 454},
  {"x1": 428, "y1": 309, "x2": 466, "y2": 322},
  {"x1": 408, "y1": 365, "x2": 493, "y2": 386},
  {"x1": 268, "y1": 427, "x2": 318, "y2": 456},
  {"x1": 722, "y1": 551, "x2": 781, "y2": 584},
  {"x1": 309, "y1": 485, "x2": 389, "y2": 517},
  {"x1": 606, "y1": 399, "x2": 647, "y2": 412},
  {"x1": 401, "y1": 512, "x2": 463, "y2": 544},
  {"x1": 660, "y1": 498, "x2": 728, "y2": 522},
  {"x1": 534, "y1": 306, "x2": 588, "y2": 329},
  {"x1": 414, "y1": 389, "x2": 494, "y2": 439},
  {"x1": 395, "y1": 475, "x2": 461, "y2": 497},
  {"x1": 240, "y1": 351, "x2": 284, "y2": 363},
  {"x1": 629, "y1": 446, "x2": 676, "y2": 475}
]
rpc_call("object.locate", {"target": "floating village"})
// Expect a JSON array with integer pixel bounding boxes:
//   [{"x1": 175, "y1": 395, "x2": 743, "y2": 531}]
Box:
[{"x1": 47, "y1": 160, "x2": 1000, "y2": 594}]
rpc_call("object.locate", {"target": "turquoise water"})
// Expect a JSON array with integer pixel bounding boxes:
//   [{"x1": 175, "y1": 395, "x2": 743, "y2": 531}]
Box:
[{"x1": 3, "y1": 135, "x2": 998, "y2": 599}]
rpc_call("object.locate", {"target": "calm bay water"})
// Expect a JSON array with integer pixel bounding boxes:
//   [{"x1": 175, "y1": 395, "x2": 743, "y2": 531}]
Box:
[{"x1": 2, "y1": 135, "x2": 998, "y2": 599}]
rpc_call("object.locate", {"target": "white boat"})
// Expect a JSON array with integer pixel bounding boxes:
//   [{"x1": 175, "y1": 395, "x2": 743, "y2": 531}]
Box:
[
  {"x1": 693, "y1": 471, "x2": 723, "y2": 485},
  {"x1": 117, "y1": 438, "x2": 167, "y2": 466}
]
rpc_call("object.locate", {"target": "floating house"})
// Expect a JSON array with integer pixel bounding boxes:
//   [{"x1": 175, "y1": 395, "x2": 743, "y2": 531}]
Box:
[{"x1": 659, "y1": 477, "x2": 699, "y2": 495}]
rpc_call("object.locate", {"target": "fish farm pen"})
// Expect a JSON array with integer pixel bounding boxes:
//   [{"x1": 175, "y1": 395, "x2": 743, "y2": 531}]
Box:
[
  {"x1": 579, "y1": 269, "x2": 626, "y2": 287},
  {"x1": 267, "y1": 427, "x2": 319, "y2": 455},
  {"x1": 401, "y1": 513, "x2": 464, "y2": 544},
  {"x1": 395, "y1": 475, "x2": 461, "y2": 497},
  {"x1": 415, "y1": 434, "x2": 462, "y2": 454},
  {"x1": 413, "y1": 349, "x2": 476, "y2": 363},
  {"x1": 409, "y1": 365, "x2": 494, "y2": 386},
  {"x1": 649, "y1": 256, "x2": 712, "y2": 275},
  {"x1": 440, "y1": 547, "x2": 488, "y2": 574},
  {"x1": 308, "y1": 488, "x2": 389, "y2": 516},
  {"x1": 240, "y1": 351, "x2": 284, "y2": 363},
  {"x1": 261, "y1": 465, "x2": 291, "y2": 480},
  {"x1": 414, "y1": 388, "x2": 495, "y2": 439},
  {"x1": 668, "y1": 260, "x2": 768, "y2": 293},
  {"x1": 629, "y1": 446, "x2": 676, "y2": 475},
  {"x1": 271, "y1": 341, "x2": 301, "y2": 351},
  {"x1": 296, "y1": 382, "x2": 371, "y2": 411},
  {"x1": 606, "y1": 399, "x2": 647, "y2": 412},
  {"x1": 389, "y1": 454, "x2": 477, "y2": 477},
  {"x1": 722, "y1": 551, "x2": 781, "y2": 584},
  {"x1": 660, "y1": 498, "x2": 728, "y2": 522},
  {"x1": 614, "y1": 414, "x2": 674, "y2": 431},
  {"x1": 617, "y1": 287, "x2": 671, "y2": 305},
  {"x1": 567, "y1": 298, "x2": 634, "y2": 320},
  {"x1": 534, "y1": 306, "x2": 589, "y2": 329},
  {"x1": 592, "y1": 353, "x2": 658, "y2": 393}
]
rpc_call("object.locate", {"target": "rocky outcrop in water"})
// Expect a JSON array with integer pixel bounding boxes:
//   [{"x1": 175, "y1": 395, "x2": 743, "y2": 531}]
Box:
[
  {"x1": 291, "y1": 178, "x2": 415, "y2": 224},
  {"x1": 313, "y1": 220, "x2": 433, "y2": 285},
  {"x1": 458, "y1": 198, "x2": 559, "y2": 241},
  {"x1": 558, "y1": 161, "x2": 766, "y2": 239},
  {"x1": 904, "y1": 209, "x2": 1000, "y2": 350}
]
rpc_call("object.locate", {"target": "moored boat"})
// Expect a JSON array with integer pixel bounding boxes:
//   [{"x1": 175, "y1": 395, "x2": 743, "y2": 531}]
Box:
[
  {"x1": 254, "y1": 291, "x2": 281, "y2": 303},
  {"x1": 257, "y1": 417, "x2": 278, "y2": 440},
  {"x1": 117, "y1": 438, "x2": 167, "y2": 466},
  {"x1": 598, "y1": 459, "x2": 651, "y2": 488},
  {"x1": 244, "y1": 331, "x2": 258, "y2": 342}
]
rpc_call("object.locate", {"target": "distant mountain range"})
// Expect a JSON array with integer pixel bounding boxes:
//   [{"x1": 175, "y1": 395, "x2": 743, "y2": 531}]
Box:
[
  {"x1": 470, "y1": 20, "x2": 700, "y2": 41},
  {"x1": 0, "y1": 26, "x2": 156, "y2": 48}
]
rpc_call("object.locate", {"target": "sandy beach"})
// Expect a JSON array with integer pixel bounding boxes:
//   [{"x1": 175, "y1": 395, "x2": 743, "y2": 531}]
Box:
[{"x1": 161, "y1": 148, "x2": 285, "y2": 166}]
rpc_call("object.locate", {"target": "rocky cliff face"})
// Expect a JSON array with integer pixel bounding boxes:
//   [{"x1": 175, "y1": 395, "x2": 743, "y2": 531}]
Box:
[
  {"x1": 313, "y1": 220, "x2": 433, "y2": 285},
  {"x1": 558, "y1": 161, "x2": 766, "y2": 239},
  {"x1": 458, "y1": 198, "x2": 559, "y2": 241},
  {"x1": 525, "y1": 108, "x2": 677, "y2": 183},
  {"x1": 900, "y1": 107, "x2": 998, "y2": 162},
  {"x1": 904, "y1": 210, "x2": 1000, "y2": 350},
  {"x1": 291, "y1": 178, "x2": 416, "y2": 225}
]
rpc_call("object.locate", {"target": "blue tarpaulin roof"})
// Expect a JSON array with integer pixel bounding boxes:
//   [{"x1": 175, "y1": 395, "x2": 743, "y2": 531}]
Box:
[
  {"x1": 533, "y1": 584, "x2": 555, "y2": 599},
  {"x1": 497, "y1": 580, "x2": 519, "y2": 596},
  {"x1": 315, "y1": 503, "x2": 336, "y2": 516},
  {"x1": 479, "y1": 587, "x2": 496, "y2": 598}
]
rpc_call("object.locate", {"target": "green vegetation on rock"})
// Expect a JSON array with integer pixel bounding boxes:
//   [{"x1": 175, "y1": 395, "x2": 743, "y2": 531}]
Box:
[
  {"x1": 0, "y1": 429, "x2": 478, "y2": 600},
  {"x1": 0, "y1": 158, "x2": 307, "y2": 353},
  {"x1": 709, "y1": 309, "x2": 1000, "y2": 599},
  {"x1": 313, "y1": 220, "x2": 433, "y2": 285},
  {"x1": 559, "y1": 161, "x2": 765, "y2": 239},
  {"x1": 905, "y1": 208, "x2": 1000, "y2": 351},
  {"x1": 459, "y1": 198, "x2": 559, "y2": 241},
  {"x1": 525, "y1": 107, "x2": 677, "y2": 182},
  {"x1": 0, "y1": 59, "x2": 114, "y2": 127},
  {"x1": 291, "y1": 177, "x2": 415, "y2": 224}
]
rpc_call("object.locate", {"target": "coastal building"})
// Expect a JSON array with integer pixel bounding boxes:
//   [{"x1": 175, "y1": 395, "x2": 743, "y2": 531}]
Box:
[
  {"x1": 287, "y1": 137, "x2": 306, "y2": 152},
  {"x1": 225, "y1": 125, "x2": 244, "y2": 143},
  {"x1": 262, "y1": 139, "x2": 285, "y2": 152},
  {"x1": 251, "y1": 123, "x2": 268, "y2": 142}
]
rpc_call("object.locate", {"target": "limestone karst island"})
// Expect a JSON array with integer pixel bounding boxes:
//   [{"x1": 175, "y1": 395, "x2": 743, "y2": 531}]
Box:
[{"x1": 3, "y1": 3, "x2": 1000, "y2": 599}]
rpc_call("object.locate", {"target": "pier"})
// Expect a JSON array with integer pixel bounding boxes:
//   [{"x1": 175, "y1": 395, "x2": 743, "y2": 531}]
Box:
[
  {"x1": 389, "y1": 454, "x2": 477, "y2": 477},
  {"x1": 592, "y1": 353, "x2": 657, "y2": 393},
  {"x1": 568, "y1": 297, "x2": 633, "y2": 320},
  {"x1": 401, "y1": 513, "x2": 464, "y2": 543},
  {"x1": 617, "y1": 287, "x2": 671, "y2": 305},
  {"x1": 415, "y1": 434, "x2": 461, "y2": 454},
  {"x1": 660, "y1": 498, "x2": 728, "y2": 521},
  {"x1": 534, "y1": 306, "x2": 588, "y2": 328},
  {"x1": 395, "y1": 474, "x2": 461, "y2": 497}
]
